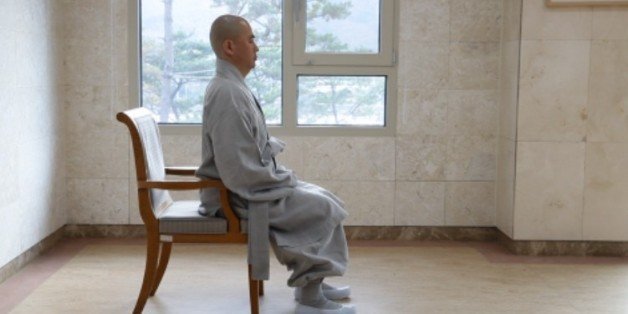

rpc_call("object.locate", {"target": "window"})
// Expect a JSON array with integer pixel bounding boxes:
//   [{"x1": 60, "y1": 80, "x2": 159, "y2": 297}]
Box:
[
  {"x1": 291, "y1": 0, "x2": 394, "y2": 66},
  {"x1": 137, "y1": 0, "x2": 396, "y2": 136},
  {"x1": 139, "y1": 0, "x2": 283, "y2": 125},
  {"x1": 297, "y1": 75, "x2": 386, "y2": 126}
]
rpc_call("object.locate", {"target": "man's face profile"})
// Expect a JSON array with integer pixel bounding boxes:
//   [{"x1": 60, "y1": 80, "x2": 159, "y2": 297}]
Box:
[{"x1": 230, "y1": 21, "x2": 258, "y2": 74}]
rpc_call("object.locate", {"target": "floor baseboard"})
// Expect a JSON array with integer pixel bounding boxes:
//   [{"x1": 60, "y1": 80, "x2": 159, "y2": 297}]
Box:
[
  {"x1": 63, "y1": 224, "x2": 146, "y2": 238},
  {"x1": 497, "y1": 231, "x2": 628, "y2": 257},
  {"x1": 344, "y1": 226, "x2": 498, "y2": 241},
  {"x1": 0, "y1": 228, "x2": 64, "y2": 285},
  {"x1": 4, "y1": 224, "x2": 628, "y2": 285}
]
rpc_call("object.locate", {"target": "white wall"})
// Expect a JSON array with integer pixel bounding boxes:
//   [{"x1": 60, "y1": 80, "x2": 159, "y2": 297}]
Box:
[{"x1": 0, "y1": 0, "x2": 66, "y2": 268}]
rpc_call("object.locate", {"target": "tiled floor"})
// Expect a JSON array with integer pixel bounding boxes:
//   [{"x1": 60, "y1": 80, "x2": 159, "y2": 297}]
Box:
[{"x1": 2, "y1": 238, "x2": 628, "y2": 313}]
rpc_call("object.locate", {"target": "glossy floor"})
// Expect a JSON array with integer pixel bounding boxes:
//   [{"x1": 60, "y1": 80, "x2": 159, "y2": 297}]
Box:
[{"x1": 2, "y1": 238, "x2": 628, "y2": 313}]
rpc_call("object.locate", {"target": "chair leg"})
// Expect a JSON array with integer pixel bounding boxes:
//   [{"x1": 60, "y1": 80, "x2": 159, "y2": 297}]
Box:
[
  {"x1": 248, "y1": 264, "x2": 260, "y2": 314},
  {"x1": 259, "y1": 280, "x2": 264, "y2": 296},
  {"x1": 150, "y1": 242, "x2": 172, "y2": 296},
  {"x1": 133, "y1": 235, "x2": 160, "y2": 314}
]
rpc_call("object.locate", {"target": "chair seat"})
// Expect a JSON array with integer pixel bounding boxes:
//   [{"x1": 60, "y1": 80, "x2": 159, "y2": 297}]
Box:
[
  {"x1": 158, "y1": 200, "x2": 250, "y2": 234},
  {"x1": 158, "y1": 201, "x2": 227, "y2": 234}
]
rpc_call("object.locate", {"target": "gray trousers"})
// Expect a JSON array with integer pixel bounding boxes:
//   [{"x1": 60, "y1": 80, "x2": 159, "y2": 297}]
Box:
[{"x1": 270, "y1": 223, "x2": 348, "y2": 287}]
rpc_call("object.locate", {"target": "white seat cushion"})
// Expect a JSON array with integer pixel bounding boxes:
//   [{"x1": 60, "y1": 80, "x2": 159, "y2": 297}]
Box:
[{"x1": 158, "y1": 201, "x2": 227, "y2": 234}]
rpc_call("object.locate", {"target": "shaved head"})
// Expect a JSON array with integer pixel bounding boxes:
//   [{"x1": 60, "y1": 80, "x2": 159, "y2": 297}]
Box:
[
  {"x1": 210, "y1": 14, "x2": 249, "y2": 59},
  {"x1": 209, "y1": 14, "x2": 258, "y2": 77}
]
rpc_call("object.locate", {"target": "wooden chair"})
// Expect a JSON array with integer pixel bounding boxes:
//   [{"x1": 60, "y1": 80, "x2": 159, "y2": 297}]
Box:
[{"x1": 116, "y1": 108, "x2": 263, "y2": 314}]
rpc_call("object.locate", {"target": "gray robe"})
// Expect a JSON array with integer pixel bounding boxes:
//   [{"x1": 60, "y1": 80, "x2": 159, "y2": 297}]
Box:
[{"x1": 196, "y1": 59, "x2": 348, "y2": 285}]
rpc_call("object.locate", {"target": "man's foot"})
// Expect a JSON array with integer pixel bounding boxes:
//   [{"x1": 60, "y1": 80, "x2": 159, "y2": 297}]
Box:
[
  {"x1": 322, "y1": 283, "x2": 351, "y2": 300},
  {"x1": 295, "y1": 283, "x2": 351, "y2": 301},
  {"x1": 296, "y1": 280, "x2": 355, "y2": 313},
  {"x1": 295, "y1": 300, "x2": 356, "y2": 314}
]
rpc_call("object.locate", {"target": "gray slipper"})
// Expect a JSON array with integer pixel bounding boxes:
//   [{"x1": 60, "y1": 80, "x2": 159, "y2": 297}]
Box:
[
  {"x1": 295, "y1": 283, "x2": 351, "y2": 301},
  {"x1": 295, "y1": 303, "x2": 356, "y2": 314}
]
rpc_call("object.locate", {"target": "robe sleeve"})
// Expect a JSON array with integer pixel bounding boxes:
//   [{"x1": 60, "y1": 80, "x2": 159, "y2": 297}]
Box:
[
  {"x1": 267, "y1": 136, "x2": 286, "y2": 158},
  {"x1": 208, "y1": 89, "x2": 296, "y2": 202}
]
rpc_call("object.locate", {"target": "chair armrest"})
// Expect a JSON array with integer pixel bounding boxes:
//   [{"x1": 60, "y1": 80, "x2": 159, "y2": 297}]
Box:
[
  {"x1": 165, "y1": 166, "x2": 198, "y2": 176},
  {"x1": 138, "y1": 178, "x2": 226, "y2": 190}
]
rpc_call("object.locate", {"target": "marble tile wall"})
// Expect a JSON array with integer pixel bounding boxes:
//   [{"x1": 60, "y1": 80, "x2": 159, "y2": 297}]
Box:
[
  {"x1": 514, "y1": 142, "x2": 585, "y2": 240},
  {"x1": 62, "y1": 0, "x2": 131, "y2": 225},
  {"x1": 582, "y1": 6, "x2": 628, "y2": 241},
  {"x1": 395, "y1": 0, "x2": 501, "y2": 227},
  {"x1": 59, "y1": 0, "x2": 503, "y2": 228},
  {"x1": 1, "y1": 0, "x2": 623, "y2": 275},
  {"x1": 514, "y1": 2, "x2": 628, "y2": 240},
  {"x1": 0, "y1": 0, "x2": 66, "y2": 268},
  {"x1": 9, "y1": 0, "x2": 624, "y2": 260},
  {"x1": 496, "y1": 0, "x2": 521, "y2": 238}
]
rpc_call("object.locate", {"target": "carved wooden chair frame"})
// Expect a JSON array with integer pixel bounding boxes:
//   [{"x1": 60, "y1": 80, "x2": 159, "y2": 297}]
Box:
[{"x1": 117, "y1": 108, "x2": 263, "y2": 314}]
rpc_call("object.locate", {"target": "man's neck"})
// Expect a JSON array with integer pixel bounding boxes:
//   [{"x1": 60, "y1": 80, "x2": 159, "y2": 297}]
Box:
[
  {"x1": 216, "y1": 59, "x2": 247, "y2": 84},
  {"x1": 217, "y1": 57, "x2": 249, "y2": 78}
]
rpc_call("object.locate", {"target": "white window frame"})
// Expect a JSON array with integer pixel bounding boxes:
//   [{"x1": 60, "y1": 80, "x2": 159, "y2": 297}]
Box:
[
  {"x1": 129, "y1": 0, "x2": 398, "y2": 137},
  {"x1": 291, "y1": 0, "x2": 395, "y2": 66}
]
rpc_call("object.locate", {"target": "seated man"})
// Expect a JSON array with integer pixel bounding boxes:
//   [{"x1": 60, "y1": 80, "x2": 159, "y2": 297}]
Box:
[{"x1": 196, "y1": 15, "x2": 356, "y2": 314}]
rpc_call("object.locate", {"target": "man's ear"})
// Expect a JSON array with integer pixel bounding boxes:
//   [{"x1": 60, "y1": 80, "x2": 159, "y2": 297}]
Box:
[{"x1": 222, "y1": 39, "x2": 235, "y2": 57}]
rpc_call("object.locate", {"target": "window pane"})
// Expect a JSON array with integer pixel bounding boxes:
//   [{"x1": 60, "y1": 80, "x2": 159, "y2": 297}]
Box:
[
  {"x1": 140, "y1": 0, "x2": 282, "y2": 124},
  {"x1": 297, "y1": 76, "x2": 385, "y2": 126},
  {"x1": 305, "y1": 0, "x2": 380, "y2": 54}
]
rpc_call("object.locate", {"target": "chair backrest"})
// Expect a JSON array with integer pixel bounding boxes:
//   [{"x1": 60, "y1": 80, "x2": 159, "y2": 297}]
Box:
[{"x1": 117, "y1": 108, "x2": 173, "y2": 215}]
